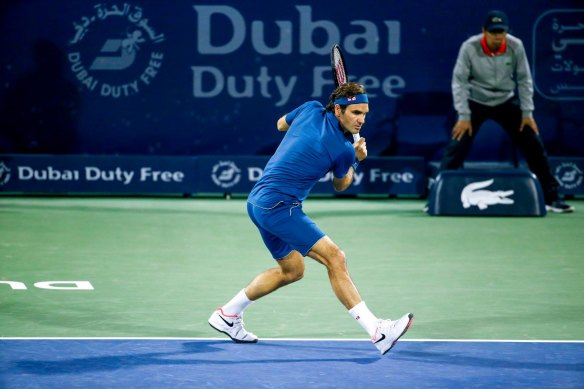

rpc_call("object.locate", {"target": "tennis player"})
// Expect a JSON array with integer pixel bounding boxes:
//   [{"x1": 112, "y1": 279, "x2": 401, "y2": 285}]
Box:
[{"x1": 209, "y1": 82, "x2": 413, "y2": 355}]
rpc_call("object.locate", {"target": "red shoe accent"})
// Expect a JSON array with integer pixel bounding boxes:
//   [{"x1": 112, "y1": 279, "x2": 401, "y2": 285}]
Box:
[{"x1": 218, "y1": 307, "x2": 239, "y2": 318}]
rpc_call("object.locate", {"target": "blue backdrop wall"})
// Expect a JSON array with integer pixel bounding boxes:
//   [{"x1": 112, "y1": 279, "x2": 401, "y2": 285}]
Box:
[{"x1": 0, "y1": 0, "x2": 582, "y2": 160}]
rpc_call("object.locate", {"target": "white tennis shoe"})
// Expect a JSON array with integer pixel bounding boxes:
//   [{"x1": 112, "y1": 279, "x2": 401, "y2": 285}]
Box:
[
  {"x1": 371, "y1": 313, "x2": 414, "y2": 355},
  {"x1": 208, "y1": 308, "x2": 258, "y2": 343}
]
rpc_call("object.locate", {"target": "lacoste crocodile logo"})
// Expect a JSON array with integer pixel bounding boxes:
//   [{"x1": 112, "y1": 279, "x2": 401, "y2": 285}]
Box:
[{"x1": 461, "y1": 179, "x2": 514, "y2": 210}]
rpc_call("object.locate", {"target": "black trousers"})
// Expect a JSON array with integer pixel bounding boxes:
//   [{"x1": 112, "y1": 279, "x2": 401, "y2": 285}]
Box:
[{"x1": 439, "y1": 97, "x2": 559, "y2": 203}]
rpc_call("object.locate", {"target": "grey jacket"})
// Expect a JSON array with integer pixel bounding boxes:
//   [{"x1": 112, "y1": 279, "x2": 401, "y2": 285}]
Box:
[{"x1": 452, "y1": 33, "x2": 534, "y2": 121}]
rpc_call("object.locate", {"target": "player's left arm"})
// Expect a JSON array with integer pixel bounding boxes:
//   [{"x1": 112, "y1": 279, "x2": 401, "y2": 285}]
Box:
[
  {"x1": 277, "y1": 114, "x2": 289, "y2": 132},
  {"x1": 333, "y1": 168, "x2": 354, "y2": 192}
]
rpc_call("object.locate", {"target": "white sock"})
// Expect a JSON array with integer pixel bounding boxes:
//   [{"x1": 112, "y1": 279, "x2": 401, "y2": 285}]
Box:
[
  {"x1": 348, "y1": 301, "x2": 378, "y2": 337},
  {"x1": 221, "y1": 289, "x2": 254, "y2": 316}
]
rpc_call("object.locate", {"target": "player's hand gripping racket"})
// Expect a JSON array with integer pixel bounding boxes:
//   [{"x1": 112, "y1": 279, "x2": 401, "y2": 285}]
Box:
[{"x1": 330, "y1": 43, "x2": 360, "y2": 143}]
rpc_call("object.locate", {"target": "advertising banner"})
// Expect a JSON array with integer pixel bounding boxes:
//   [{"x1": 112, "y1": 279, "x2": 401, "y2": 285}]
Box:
[
  {"x1": 0, "y1": 155, "x2": 197, "y2": 193},
  {"x1": 197, "y1": 156, "x2": 426, "y2": 196},
  {"x1": 0, "y1": 155, "x2": 425, "y2": 196}
]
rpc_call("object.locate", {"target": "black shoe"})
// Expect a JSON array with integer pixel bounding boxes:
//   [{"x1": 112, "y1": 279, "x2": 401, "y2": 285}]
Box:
[{"x1": 546, "y1": 199, "x2": 575, "y2": 213}]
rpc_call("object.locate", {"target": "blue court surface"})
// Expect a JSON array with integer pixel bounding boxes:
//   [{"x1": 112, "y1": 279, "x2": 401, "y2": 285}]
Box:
[{"x1": 1, "y1": 339, "x2": 582, "y2": 388}]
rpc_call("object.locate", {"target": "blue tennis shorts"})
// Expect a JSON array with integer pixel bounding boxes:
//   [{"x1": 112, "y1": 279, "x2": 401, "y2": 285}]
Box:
[{"x1": 247, "y1": 201, "x2": 325, "y2": 260}]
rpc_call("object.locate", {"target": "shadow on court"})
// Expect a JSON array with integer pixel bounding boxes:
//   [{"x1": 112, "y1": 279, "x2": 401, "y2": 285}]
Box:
[
  {"x1": 11, "y1": 341, "x2": 379, "y2": 376},
  {"x1": 2, "y1": 339, "x2": 583, "y2": 388}
]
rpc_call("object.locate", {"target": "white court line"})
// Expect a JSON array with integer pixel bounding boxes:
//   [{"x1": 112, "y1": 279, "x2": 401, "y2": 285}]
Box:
[{"x1": 2, "y1": 337, "x2": 583, "y2": 343}]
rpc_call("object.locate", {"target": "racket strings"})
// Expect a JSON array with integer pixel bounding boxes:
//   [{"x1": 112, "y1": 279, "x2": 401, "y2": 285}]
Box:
[{"x1": 333, "y1": 50, "x2": 347, "y2": 85}]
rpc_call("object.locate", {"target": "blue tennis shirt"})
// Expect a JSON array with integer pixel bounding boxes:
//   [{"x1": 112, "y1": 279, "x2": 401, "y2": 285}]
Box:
[{"x1": 248, "y1": 101, "x2": 356, "y2": 207}]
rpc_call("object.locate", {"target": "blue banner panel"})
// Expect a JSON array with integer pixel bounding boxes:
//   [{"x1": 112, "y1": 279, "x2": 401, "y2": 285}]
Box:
[
  {"x1": 0, "y1": 155, "x2": 197, "y2": 193},
  {"x1": 0, "y1": 155, "x2": 424, "y2": 196},
  {"x1": 0, "y1": 1, "x2": 582, "y2": 159},
  {"x1": 312, "y1": 156, "x2": 427, "y2": 195},
  {"x1": 197, "y1": 156, "x2": 426, "y2": 196},
  {"x1": 197, "y1": 156, "x2": 269, "y2": 194},
  {"x1": 549, "y1": 157, "x2": 584, "y2": 195},
  {"x1": 428, "y1": 169, "x2": 546, "y2": 216}
]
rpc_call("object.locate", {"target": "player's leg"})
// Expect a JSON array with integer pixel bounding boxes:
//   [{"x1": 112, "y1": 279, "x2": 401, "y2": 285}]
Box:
[
  {"x1": 209, "y1": 202, "x2": 307, "y2": 342},
  {"x1": 243, "y1": 202, "x2": 307, "y2": 300},
  {"x1": 307, "y1": 236, "x2": 361, "y2": 309},
  {"x1": 208, "y1": 250, "x2": 304, "y2": 343},
  {"x1": 308, "y1": 236, "x2": 413, "y2": 354},
  {"x1": 244, "y1": 250, "x2": 304, "y2": 301}
]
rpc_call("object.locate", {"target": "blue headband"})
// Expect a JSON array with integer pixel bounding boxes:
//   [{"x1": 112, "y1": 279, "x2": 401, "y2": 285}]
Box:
[{"x1": 334, "y1": 94, "x2": 368, "y2": 106}]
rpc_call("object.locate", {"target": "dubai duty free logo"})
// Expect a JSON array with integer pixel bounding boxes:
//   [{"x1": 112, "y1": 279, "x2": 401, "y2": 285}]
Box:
[
  {"x1": 211, "y1": 161, "x2": 241, "y2": 189},
  {"x1": 0, "y1": 162, "x2": 11, "y2": 186},
  {"x1": 67, "y1": 3, "x2": 165, "y2": 98},
  {"x1": 554, "y1": 162, "x2": 583, "y2": 190}
]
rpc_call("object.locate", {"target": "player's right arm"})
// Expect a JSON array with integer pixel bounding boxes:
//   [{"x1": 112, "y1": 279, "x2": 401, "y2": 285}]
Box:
[{"x1": 277, "y1": 101, "x2": 319, "y2": 132}]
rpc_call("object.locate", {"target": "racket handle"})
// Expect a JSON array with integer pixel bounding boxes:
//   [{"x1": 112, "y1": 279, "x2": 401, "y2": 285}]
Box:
[{"x1": 352, "y1": 134, "x2": 361, "y2": 142}]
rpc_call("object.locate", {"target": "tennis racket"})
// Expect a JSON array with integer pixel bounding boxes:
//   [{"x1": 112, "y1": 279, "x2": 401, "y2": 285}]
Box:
[{"x1": 330, "y1": 43, "x2": 360, "y2": 143}]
